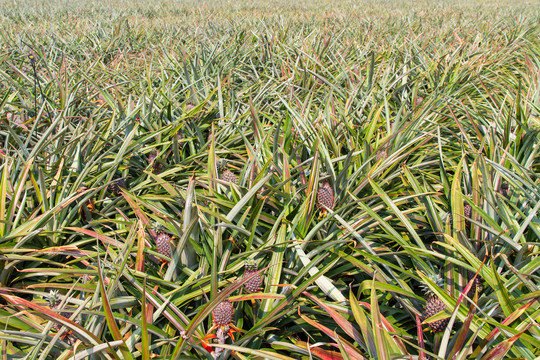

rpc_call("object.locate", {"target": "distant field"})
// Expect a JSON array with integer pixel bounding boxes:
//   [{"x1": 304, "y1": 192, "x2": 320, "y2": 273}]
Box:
[{"x1": 0, "y1": 0, "x2": 539, "y2": 359}]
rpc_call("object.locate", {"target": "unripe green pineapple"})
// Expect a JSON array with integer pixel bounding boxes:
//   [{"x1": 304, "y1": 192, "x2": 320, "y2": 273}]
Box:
[
  {"x1": 421, "y1": 275, "x2": 449, "y2": 332},
  {"x1": 243, "y1": 259, "x2": 262, "y2": 293}
]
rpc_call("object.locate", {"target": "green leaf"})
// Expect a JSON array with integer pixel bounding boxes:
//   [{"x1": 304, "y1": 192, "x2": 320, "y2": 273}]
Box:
[
  {"x1": 370, "y1": 277, "x2": 389, "y2": 360},
  {"x1": 479, "y1": 324, "x2": 532, "y2": 360},
  {"x1": 349, "y1": 291, "x2": 376, "y2": 357},
  {"x1": 141, "y1": 278, "x2": 150, "y2": 360},
  {"x1": 96, "y1": 254, "x2": 134, "y2": 360},
  {"x1": 491, "y1": 260, "x2": 515, "y2": 318}
]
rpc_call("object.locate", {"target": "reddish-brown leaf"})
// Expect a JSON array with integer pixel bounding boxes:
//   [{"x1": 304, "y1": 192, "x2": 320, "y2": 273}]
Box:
[
  {"x1": 303, "y1": 291, "x2": 364, "y2": 346},
  {"x1": 416, "y1": 314, "x2": 426, "y2": 360},
  {"x1": 298, "y1": 309, "x2": 365, "y2": 360},
  {"x1": 296, "y1": 341, "x2": 343, "y2": 360},
  {"x1": 0, "y1": 292, "x2": 101, "y2": 346},
  {"x1": 65, "y1": 227, "x2": 123, "y2": 247}
]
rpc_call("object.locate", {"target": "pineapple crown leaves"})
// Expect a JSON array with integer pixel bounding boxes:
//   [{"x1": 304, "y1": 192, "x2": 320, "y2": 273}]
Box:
[
  {"x1": 318, "y1": 171, "x2": 332, "y2": 185},
  {"x1": 109, "y1": 178, "x2": 127, "y2": 194},
  {"x1": 244, "y1": 258, "x2": 258, "y2": 271},
  {"x1": 147, "y1": 149, "x2": 159, "y2": 162},
  {"x1": 216, "y1": 159, "x2": 229, "y2": 172},
  {"x1": 318, "y1": 172, "x2": 334, "y2": 194},
  {"x1": 151, "y1": 221, "x2": 166, "y2": 234},
  {"x1": 419, "y1": 272, "x2": 445, "y2": 298},
  {"x1": 45, "y1": 290, "x2": 61, "y2": 308},
  {"x1": 417, "y1": 271, "x2": 450, "y2": 302}
]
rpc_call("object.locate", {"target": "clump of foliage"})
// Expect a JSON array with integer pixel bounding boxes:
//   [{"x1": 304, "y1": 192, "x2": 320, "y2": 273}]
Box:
[{"x1": 0, "y1": 0, "x2": 539, "y2": 359}]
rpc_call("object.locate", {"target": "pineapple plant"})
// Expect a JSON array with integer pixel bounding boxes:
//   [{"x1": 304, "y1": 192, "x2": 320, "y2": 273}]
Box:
[
  {"x1": 46, "y1": 290, "x2": 68, "y2": 331},
  {"x1": 218, "y1": 160, "x2": 238, "y2": 184},
  {"x1": 421, "y1": 274, "x2": 449, "y2": 333},
  {"x1": 109, "y1": 178, "x2": 126, "y2": 196},
  {"x1": 243, "y1": 259, "x2": 263, "y2": 293},
  {"x1": 46, "y1": 290, "x2": 76, "y2": 345}
]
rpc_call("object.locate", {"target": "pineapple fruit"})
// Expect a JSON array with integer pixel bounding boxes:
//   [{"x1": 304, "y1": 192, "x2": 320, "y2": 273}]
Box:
[
  {"x1": 156, "y1": 232, "x2": 171, "y2": 259},
  {"x1": 499, "y1": 182, "x2": 510, "y2": 198},
  {"x1": 467, "y1": 270, "x2": 484, "y2": 294},
  {"x1": 317, "y1": 180, "x2": 334, "y2": 211},
  {"x1": 464, "y1": 201, "x2": 472, "y2": 229},
  {"x1": 46, "y1": 290, "x2": 68, "y2": 331},
  {"x1": 46, "y1": 290, "x2": 76, "y2": 345},
  {"x1": 148, "y1": 149, "x2": 162, "y2": 174},
  {"x1": 153, "y1": 224, "x2": 172, "y2": 260},
  {"x1": 421, "y1": 274, "x2": 449, "y2": 333},
  {"x1": 218, "y1": 160, "x2": 238, "y2": 184},
  {"x1": 243, "y1": 259, "x2": 262, "y2": 293},
  {"x1": 202, "y1": 299, "x2": 242, "y2": 354},
  {"x1": 109, "y1": 178, "x2": 126, "y2": 196},
  {"x1": 212, "y1": 300, "x2": 235, "y2": 327}
]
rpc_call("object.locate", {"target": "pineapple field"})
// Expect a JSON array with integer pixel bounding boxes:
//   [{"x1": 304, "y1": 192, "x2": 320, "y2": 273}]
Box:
[{"x1": 1, "y1": 0, "x2": 539, "y2": 358}]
